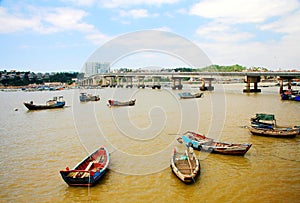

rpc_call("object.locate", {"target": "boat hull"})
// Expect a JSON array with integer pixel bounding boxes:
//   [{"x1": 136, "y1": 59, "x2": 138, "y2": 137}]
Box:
[
  {"x1": 201, "y1": 143, "x2": 252, "y2": 155},
  {"x1": 181, "y1": 132, "x2": 252, "y2": 156},
  {"x1": 248, "y1": 126, "x2": 298, "y2": 138},
  {"x1": 60, "y1": 170, "x2": 107, "y2": 187},
  {"x1": 170, "y1": 148, "x2": 200, "y2": 183},
  {"x1": 24, "y1": 101, "x2": 65, "y2": 110},
  {"x1": 108, "y1": 99, "x2": 136, "y2": 106},
  {"x1": 80, "y1": 93, "x2": 100, "y2": 102},
  {"x1": 178, "y1": 92, "x2": 203, "y2": 99},
  {"x1": 60, "y1": 146, "x2": 110, "y2": 187}
]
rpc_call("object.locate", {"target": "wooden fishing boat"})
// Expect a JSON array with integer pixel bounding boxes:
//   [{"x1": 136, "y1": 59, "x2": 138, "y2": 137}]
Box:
[
  {"x1": 179, "y1": 131, "x2": 252, "y2": 155},
  {"x1": 250, "y1": 113, "x2": 276, "y2": 129},
  {"x1": 79, "y1": 93, "x2": 100, "y2": 102},
  {"x1": 170, "y1": 147, "x2": 200, "y2": 183},
  {"x1": 176, "y1": 131, "x2": 213, "y2": 148},
  {"x1": 249, "y1": 113, "x2": 300, "y2": 137},
  {"x1": 60, "y1": 146, "x2": 110, "y2": 187},
  {"x1": 108, "y1": 99, "x2": 136, "y2": 106},
  {"x1": 23, "y1": 96, "x2": 65, "y2": 110},
  {"x1": 178, "y1": 92, "x2": 203, "y2": 99},
  {"x1": 281, "y1": 90, "x2": 300, "y2": 101},
  {"x1": 248, "y1": 126, "x2": 299, "y2": 138}
]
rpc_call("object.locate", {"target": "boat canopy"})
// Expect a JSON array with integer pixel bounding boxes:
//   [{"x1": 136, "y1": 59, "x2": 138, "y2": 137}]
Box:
[{"x1": 255, "y1": 113, "x2": 275, "y2": 121}]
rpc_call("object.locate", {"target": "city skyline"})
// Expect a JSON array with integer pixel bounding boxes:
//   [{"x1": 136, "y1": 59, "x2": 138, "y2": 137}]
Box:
[{"x1": 1, "y1": 0, "x2": 300, "y2": 72}]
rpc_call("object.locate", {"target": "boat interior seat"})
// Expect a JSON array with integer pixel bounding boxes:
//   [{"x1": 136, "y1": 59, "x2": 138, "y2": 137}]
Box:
[{"x1": 85, "y1": 161, "x2": 94, "y2": 171}]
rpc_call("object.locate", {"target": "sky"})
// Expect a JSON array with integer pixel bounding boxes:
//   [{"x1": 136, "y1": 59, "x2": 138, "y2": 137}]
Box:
[{"x1": 1, "y1": 0, "x2": 300, "y2": 72}]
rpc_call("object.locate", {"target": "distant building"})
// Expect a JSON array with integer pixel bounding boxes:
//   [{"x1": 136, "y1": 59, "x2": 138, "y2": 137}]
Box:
[{"x1": 83, "y1": 62, "x2": 110, "y2": 76}]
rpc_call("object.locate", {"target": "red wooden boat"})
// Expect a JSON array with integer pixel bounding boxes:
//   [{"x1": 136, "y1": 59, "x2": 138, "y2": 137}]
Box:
[{"x1": 60, "y1": 146, "x2": 109, "y2": 187}]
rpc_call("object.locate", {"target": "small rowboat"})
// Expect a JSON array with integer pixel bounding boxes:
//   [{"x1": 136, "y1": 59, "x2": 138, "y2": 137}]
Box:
[
  {"x1": 108, "y1": 99, "x2": 136, "y2": 106},
  {"x1": 178, "y1": 92, "x2": 203, "y2": 99},
  {"x1": 248, "y1": 126, "x2": 299, "y2": 138},
  {"x1": 179, "y1": 131, "x2": 252, "y2": 156},
  {"x1": 170, "y1": 147, "x2": 200, "y2": 183},
  {"x1": 23, "y1": 96, "x2": 65, "y2": 110},
  {"x1": 60, "y1": 146, "x2": 109, "y2": 187}
]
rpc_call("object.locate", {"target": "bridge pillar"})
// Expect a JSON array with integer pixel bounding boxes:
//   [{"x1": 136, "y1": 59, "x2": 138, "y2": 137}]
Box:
[
  {"x1": 200, "y1": 78, "x2": 214, "y2": 91},
  {"x1": 116, "y1": 76, "x2": 124, "y2": 88},
  {"x1": 101, "y1": 76, "x2": 109, "y2": 87},
  {"x1": 278, "y1": 76, "x2": 293, "y2": 95},
  {"x1": 137, "y1": 76, "x2": 145, "y2": 88},
  {"x1": 279, "y1": 79, "x2": 284, "y2": 94},
  {"x1": 125, "y1": 76, "x2": 133, "y2": 88},
  {"x1": 152, "y1": 76, "x2": 161, "y2": 89},
  {"x1": 92, "y1": 78, "x2": 98, "y2": 86},
  {"x1": 171, "y1": 77, "x2": 183, "y2": 90},
  {"x1": 109, "y1": 76, "x2": 117, "y2": 88},
  {"x1": 243, "y1": 76, "x2": 261, "y2": 93}
]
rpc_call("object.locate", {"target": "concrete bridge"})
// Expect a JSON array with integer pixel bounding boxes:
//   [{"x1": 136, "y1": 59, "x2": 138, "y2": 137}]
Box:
[{"x1": 78, "y1": 71, "x2": 300, "y2": 93}]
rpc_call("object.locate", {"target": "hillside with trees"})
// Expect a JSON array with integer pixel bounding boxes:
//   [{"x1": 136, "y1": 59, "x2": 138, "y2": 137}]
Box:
[{"x1": 0, "y1": 71, "x2": 78, "y2": 86}]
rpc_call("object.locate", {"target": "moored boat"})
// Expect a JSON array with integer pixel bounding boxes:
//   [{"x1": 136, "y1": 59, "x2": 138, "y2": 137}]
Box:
[
  {"x1": 60, "y1": 146, "x2": 109, "y2": 187},
  {"x1": 250, "y1": 113, "x2": 276, "y2": 129},
  {"x1": 281, "y1": 90, "x2": 300, "y2": 101},
  {"x1": 248, "y1": 126, "x2": 299, "y2": 138},
  {"x1": 23, "y1": 96, "x2": 65, "y2": 110},
  {"x1": 108, "y1": 99, "x2": 136, "y2": 106},
  {"x1": 179, "y1": 131, "x2": 252, "y2": 156},
  {"x1": 178, "y1": 92, "x2": 203, "y2": 99},
  {"x1": 80, "y1": 93, "x2": 100, "y2": 102},
  {"x1": 170, "y1": 147, "x2": 200, "y2": 183},
  {"x1": 249, "y1": 113, "x2": 300, "y2": 137}
]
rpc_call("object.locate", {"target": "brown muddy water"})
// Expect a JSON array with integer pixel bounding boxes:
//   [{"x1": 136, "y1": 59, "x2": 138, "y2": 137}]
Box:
[{"x1": 0, "y1": 84, "x2": 299, "y2": 202}]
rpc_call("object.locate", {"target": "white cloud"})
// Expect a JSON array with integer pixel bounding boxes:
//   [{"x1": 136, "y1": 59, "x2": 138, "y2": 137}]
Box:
[
  {"x1": 0, "y1": 7, "x2": 39, "y2": 33},
  {"x1": 0, "y1": 7, "x2": 95, "y2": 34},
  {"x1": 119, "y1": 9, "x2": 149, "y2": 18},
  {"x1": 176, "y1": 8, "x2": 187, "y2": 15},
  {"x1": 196, "y1": 22, "x2": 254, "y2": 42},
  {"x1": 62, "y1": 0, "x2": 97, "y2": 6},
  {"x1": 190, "y1": 0, "x2": 300, "y2": 24},
  {"x1": 0, "y1": 6, "x2": 110, "y2": 44},
  {"x1": 260, "y1": 10, "x2": 300, "y2": 34},
  {"x1": 41, "y1": 7, "x2": 95, "y2": 33},
  {"x1": 100, "y1": 0, "x2": 180, "y2": 8},
  {"x1": 198, "y1": 37, "x2": 300, "y2": 70}
]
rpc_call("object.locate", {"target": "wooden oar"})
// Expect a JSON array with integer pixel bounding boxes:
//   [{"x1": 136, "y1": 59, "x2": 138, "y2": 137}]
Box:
[
  {"x1": 185, "y1": 149, "x2": 196, "y2": 183},
  {"x1": 185, "y1": 149, "x2": 193, "y2": 175}
]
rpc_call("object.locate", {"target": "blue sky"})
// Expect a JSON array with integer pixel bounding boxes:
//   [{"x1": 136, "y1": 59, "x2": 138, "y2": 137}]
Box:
[{"x1": 1, "y1": 0, "x2": 300, "y2": 72}]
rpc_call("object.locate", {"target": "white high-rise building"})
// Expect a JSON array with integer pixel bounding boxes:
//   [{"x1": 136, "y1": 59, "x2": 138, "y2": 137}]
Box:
[{"x1": 83, "y1": 62, "x2": 110, "y2": 76}]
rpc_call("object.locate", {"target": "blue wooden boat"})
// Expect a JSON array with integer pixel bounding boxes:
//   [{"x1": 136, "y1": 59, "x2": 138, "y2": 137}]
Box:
[
  {"x1": 281, "y1": 90, "x2": 300, "y2": 101},
  {"x1": 23, "y1": 96, "x2": 65, "y2": 110},
  {"x1": 60, "y1": 146, "x2": 109, "y2": 187},
  {"x1": 179, "y1": 131, "x2": 252, "y2": 156}
]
